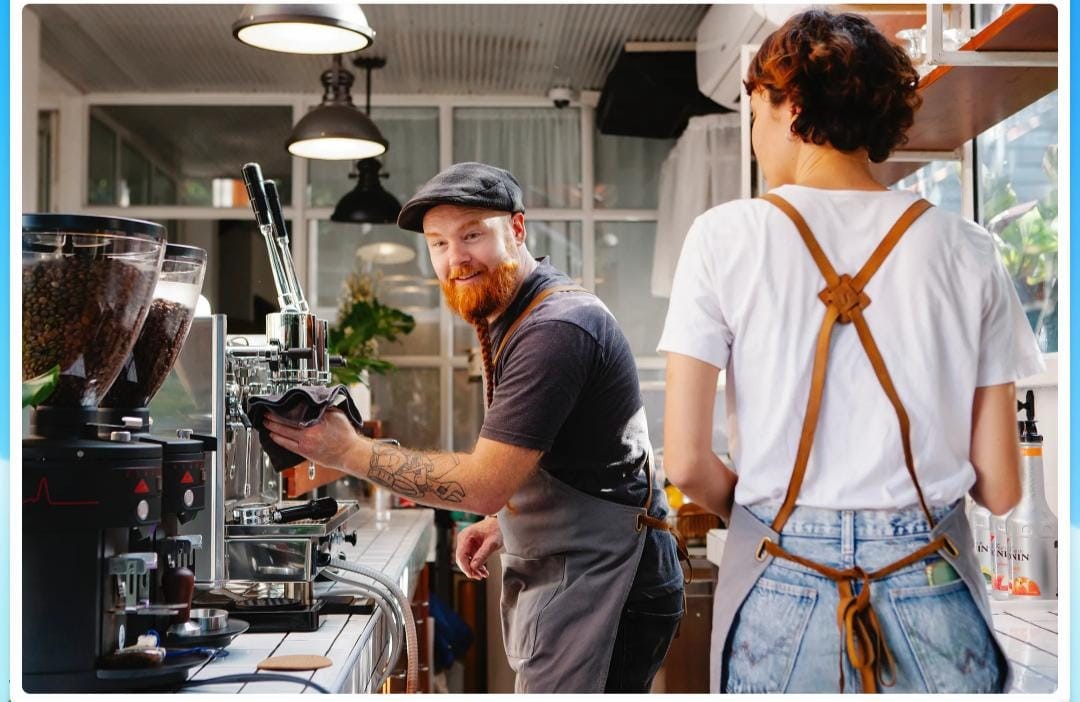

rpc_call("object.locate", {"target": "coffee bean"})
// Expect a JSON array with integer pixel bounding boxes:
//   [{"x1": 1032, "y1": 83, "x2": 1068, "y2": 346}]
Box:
[
  {"x1": 101, "y1": 298, "x2": 195, "y2": 408},
  {"x1": 23, "y1": 256, "x2": 157, "y2": 407}
]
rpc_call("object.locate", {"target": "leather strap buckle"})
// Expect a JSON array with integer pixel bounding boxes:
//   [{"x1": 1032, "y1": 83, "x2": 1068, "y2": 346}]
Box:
[
  {"x1": 941, "y1": 535, "x2": 960, "y2": 558},
  {"x1": 755, "y1": 537, "x2": 773, "y2": 562},
  {"x1": 635, "y1": 513, "x2": 646, "y2": 533}
]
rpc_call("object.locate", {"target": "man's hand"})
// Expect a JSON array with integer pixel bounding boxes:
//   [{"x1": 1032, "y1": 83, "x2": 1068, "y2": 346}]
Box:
[
  {"x1": 455, "y1": 517, "x2": 503, "y2": 580},
  {"x1": 262, "y1": 408, "x2": 365, "y2": 471}
]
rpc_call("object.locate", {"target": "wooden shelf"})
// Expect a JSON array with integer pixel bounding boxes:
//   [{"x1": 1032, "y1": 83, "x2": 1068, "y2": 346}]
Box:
[{"x1": 871, "y1": 4, "x2": 1057, "y2": 185}]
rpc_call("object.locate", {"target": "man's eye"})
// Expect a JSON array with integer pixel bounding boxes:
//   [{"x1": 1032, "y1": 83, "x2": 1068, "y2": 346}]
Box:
[{"x1": 465, "y1": 231, "x2": 480, "y2": 241}]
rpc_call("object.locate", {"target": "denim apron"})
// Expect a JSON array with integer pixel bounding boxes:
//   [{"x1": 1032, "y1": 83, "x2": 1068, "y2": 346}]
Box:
[
  {"x1": 709, "y1": 194, "x2": 1010, "y2": 693},
  {"x1": 486, "y1": 285, "x2": 681, "y2": 692}
]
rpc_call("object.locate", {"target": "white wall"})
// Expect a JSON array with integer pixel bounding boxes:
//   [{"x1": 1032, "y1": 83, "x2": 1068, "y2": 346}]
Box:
[{"x1": 22, "y1": 9, "x2": 39, "y2": 211}]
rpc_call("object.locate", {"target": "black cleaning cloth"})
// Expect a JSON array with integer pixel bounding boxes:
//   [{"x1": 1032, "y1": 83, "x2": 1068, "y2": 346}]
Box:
[{"x1": 246, "y1": 384, "x2": 365, "y2": 472}]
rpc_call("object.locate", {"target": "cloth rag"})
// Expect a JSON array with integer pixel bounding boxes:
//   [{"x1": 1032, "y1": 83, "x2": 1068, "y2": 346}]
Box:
[{"x1": 246, "y1": 384, "x2": 364, "y2": 472}]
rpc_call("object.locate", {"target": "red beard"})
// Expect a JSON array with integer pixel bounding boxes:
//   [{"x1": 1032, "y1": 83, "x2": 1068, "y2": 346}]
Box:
[{"x1": 441, "y1": 259, "x2": 520, "y2": 323}]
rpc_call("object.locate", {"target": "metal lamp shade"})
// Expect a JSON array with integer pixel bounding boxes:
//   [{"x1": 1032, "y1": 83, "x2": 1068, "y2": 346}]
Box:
[
  {"x1": 233, "y1": 4, "x2": 375, "y2": 55},
  {"x1": 331, "y1": 159, "x2": 402, "y2": 224},
  {"x1": 286, "y1": 105, "x2": 388, "y2": 160}
]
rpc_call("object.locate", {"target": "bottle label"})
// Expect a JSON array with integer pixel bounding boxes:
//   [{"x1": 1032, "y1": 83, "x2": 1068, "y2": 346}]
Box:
[{"x1": 1009, "y1": 535, "x2": 1057, "y2": 598}]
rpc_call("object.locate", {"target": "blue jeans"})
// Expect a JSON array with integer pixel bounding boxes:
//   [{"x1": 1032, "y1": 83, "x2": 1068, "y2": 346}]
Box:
[
  {"x1": 723, "y1": 501, "x2": 1005, "y2": 693},
  {"x1": 605, "y1": 588, "x2": 684, "y2": 692}
]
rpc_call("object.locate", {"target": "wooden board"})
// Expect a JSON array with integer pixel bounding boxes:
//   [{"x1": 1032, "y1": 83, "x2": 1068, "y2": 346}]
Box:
[{"x1": 873, "y1": 4, "x2": 1057, "y2": 185}]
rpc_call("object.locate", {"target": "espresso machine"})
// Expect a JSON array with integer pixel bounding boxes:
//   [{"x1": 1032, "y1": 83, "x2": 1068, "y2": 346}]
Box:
[
  {"x1": 21, "y1": 214, "x2": 182, "y2": 691},
  {"x1": 156, "y1": 163, "x2": 361, "y2": 632}
]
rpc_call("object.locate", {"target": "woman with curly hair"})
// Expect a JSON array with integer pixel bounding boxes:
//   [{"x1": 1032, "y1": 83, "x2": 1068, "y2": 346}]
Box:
[{"x1": 659, "y1": 10, "x2": 1042, "y2": 693}]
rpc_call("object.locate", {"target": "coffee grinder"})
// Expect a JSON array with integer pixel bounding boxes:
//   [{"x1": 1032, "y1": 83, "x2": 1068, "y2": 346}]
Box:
[
  {"x1": 21, "y1": 214, "x2": 173, "y2": 691},
  {"x1": 97, "y1": 243, "x2": 214, "y2": 643}
]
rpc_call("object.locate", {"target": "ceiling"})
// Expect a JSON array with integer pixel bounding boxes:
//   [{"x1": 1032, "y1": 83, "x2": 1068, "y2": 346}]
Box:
[{"x1": 31, "y1": 4, "x2": 710, "y2": 97}]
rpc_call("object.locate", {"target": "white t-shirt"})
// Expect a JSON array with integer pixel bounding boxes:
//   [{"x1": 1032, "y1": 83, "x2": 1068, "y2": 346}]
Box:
[{"x1": 657, "y1": 185, "x2": 1045, "y2": 510}]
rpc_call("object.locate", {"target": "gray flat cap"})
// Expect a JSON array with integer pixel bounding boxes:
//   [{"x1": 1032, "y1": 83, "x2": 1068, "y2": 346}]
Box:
[{"x1": 397, "y1": 162, "x2": 525, "y2": 232}]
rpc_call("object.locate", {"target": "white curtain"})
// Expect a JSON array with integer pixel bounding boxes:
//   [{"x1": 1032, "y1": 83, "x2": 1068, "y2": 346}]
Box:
[
  {"x1": 652, "y1": 113, "x2": 741, "y2": 297},
  {"x1": 453, "y1": 108, "x2": 581, "y2": 209}
]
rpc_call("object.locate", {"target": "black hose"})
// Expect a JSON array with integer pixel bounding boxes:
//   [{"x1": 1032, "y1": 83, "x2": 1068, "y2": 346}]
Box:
[{"x1": 182, "y1": 672, "x2": 331, "y2": 694}]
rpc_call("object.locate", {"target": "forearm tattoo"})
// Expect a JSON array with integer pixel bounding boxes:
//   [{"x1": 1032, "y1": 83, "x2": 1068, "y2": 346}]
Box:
[{"x1": 367, "y1": 442, "x2": 466, "y2": 504}]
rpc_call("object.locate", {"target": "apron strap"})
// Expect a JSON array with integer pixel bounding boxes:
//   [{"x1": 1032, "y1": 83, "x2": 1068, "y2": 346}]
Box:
[
  {"x1": 759, "y1": 533, "x2": 959, "y2": 692},
  {"x1": 491, "y1": 284, "x2": 588, "y2": 368},
  {"x1": 486, "y1": 284, "x2": 693, "y2": 580},
  {"x1": 758, "y1": 194, "x2": 935, "y2": 533},
  {"x1": 639, "y1": 450, "x2": 694, "y2": 583}
]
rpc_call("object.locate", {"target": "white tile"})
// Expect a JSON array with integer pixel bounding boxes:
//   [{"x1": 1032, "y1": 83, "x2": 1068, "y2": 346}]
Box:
[
  {"x1": 268, "y1": 639, "x2": 334, "y2": 656},
  {"x1": 231, "y1": 632, "x2": 286, "y2": 650},
  {"x1": 998, "y1": 636, "x2": 1058, "y2": 669},
  {"x1": 241, "y1": 678, "x2": 316, "y2": 694},
  {"x1": 191, "y1": 664, "x2": 255, "y2": 680},
  {"x1": 994, "y1": 619, "x2": 1058, "y2": 654},
  {"x1": 207, "y1": 647, "x2": 279, "y2": 669},
  {"x1": 181, "y1": 682, "x2": 246, "y2": 694}
]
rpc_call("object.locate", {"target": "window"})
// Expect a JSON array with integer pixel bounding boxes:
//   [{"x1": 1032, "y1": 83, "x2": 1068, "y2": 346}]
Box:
[
  {"x1": 87, "y1": 116, "x2": 116, "y2": 205},
  {"x1": 454, "y1": 107, "x2": 582, "y2": 208},
  {"x1": 595, "y1": 222, "x2": 669, "y2": 357},
  {"x1": 87, "y1": 105, "x2": 293, "y2": 207},
  {"x1": 893, "y1": 161, "x2": 962, "y2": 212},
  {"x1": 976, "y1": 91, "x2": 1058, "y2": 352},
  {"x1": 594, "y1": 132, "x2": 674, "y2": 209},
  {"x1": 313, "y1": 220, "x2": 438, "y2": 356}
]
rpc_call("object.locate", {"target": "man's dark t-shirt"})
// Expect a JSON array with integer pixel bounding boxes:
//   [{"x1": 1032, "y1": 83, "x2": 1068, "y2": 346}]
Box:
[{"x1": 480, "y1": 258, "x2": 682, "y2": 598}]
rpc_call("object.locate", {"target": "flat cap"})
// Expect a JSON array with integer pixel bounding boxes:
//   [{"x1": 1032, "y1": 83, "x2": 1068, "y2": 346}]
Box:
[{"x1": 397, "y1": 162, "x2": 525, "y2": 232}]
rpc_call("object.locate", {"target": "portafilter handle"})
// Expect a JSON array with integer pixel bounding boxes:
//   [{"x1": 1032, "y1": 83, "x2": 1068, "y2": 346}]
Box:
[{"x1": 274, "y1": 497, "x2": 339, "y2": 523}]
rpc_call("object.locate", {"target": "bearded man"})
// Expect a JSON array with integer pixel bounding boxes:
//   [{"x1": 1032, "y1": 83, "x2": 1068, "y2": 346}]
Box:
[{"x1": 263, "y1": 162, "x2": 685, "y2": 693}]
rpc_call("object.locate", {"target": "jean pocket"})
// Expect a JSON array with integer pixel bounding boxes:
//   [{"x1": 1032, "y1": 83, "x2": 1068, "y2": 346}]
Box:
[
  {"x1": 725, "y1": 576, "x2": 817, "y2": 693},
  {"x1": 888, "y1": 577, "x2": 1001, "y2": 692},
  {"x1": 608, "y1": 605, "x2": 685, "y2": 693},
  {"x1": 500, "y1": 553, "x2": 566, "y2": 662}
]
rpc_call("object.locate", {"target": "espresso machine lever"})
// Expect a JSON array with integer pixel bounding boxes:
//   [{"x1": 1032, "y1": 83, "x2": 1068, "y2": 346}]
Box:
[
  {"x1": 264, "y1": 179, "x2": 309, "y2": 314},
  {"x1": 240, "y1": 162, "x2": 303, "y2": 313}
]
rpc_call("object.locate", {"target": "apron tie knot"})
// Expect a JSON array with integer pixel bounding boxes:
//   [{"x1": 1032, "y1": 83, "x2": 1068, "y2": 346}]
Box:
[
  {"x1": 834, "y1": 569, "x2": 897, "y2": 693},
  {"x1": 818, "y1": 274, "x2": 871, "y2": 324}
]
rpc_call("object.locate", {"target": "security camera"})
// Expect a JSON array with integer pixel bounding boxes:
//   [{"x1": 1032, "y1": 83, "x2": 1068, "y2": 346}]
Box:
[{"x1": 547, "y1": 87, "x2": 577, "y2": 109}]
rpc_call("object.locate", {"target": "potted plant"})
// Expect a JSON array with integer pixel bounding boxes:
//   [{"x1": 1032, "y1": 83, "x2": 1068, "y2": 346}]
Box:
[{"x1": 328, "y1": 268, "x2": 416, "y2": 388}]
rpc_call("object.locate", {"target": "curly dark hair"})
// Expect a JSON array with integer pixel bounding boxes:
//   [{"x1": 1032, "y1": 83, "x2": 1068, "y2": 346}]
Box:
[{"x1": 743, "y1": 10, "x2": 922, "y2": 163}]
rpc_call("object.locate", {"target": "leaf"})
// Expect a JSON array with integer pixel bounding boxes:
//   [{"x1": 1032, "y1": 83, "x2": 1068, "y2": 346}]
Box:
[{"x1": 23, "y1": 365, "x2": 59, "y2": 408}]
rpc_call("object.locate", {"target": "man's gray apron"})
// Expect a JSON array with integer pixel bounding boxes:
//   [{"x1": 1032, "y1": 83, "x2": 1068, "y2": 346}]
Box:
[
  {"x1": 497, "y1": 462, "x2": 665, "y2": 692},
  {"x1": 709, "y1": 194, "x2": 1011, "y2": 692},
  {"x1": 710, "y1": 502, "x2": 1011, "y2": 691}
]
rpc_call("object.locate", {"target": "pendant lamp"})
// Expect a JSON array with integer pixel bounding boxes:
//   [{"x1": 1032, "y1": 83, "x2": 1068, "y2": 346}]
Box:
[
  {"x1": 233, "y1": 4, "x2": 375, "y2": 55},
  {"x1": 330, "y1": 57, "x2": 402, "y2": 226},
  {"x1": 332, "y1": 158, "x2": 403, "y2": 224},
  {"x1": 286, "y1": 54, "x2": 388, "y2": 160}
]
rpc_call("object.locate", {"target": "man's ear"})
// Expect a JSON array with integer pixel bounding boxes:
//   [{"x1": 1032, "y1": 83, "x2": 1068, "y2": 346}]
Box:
[{"x1": 510, "y1": 212, "x2": 527, "y2": 244}]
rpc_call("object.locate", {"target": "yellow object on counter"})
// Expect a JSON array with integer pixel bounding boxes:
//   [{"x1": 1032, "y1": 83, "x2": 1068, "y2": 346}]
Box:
[{"x1": 665, "y1": 484, "x2": 685, "y2": 511}]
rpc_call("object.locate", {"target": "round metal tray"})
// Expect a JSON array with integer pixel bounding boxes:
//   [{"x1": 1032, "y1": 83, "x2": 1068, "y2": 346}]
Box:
[{"x1": 164, "y1": 617, "x2": 250, "y2": 648}]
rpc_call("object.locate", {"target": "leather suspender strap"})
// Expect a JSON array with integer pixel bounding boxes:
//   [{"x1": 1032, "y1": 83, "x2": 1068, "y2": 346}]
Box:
[
  {"x1": 491, "y1": 284, "x2": 587, "y2": 366},
  {"x1": 759, "y1": 194, "x2": 935, "y2": 533},
  {"x1": 753, "y1": 193, "x2": 945, "y2": 693}
]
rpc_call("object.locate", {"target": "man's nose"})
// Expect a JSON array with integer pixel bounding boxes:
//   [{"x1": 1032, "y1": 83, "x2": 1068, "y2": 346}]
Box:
[{"x1": 447, "y1": 239, "x2": 471, "y2": 267}]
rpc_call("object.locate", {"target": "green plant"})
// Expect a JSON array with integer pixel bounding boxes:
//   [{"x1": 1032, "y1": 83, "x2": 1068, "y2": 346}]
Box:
[
  {"x1": 328, "y1": 270, "x2": 415, "y2": 386},
  {"x1": 23, "y1": 365, "x2": 59, "y2": 408},
  {"x1": 982, "y1": 144, "x2": 1058, "y2": 306}
]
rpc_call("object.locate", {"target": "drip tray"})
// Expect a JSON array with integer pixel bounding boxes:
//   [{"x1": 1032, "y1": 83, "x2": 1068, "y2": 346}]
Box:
[{"x1": 220, "y1": 597, "x2": 324, "y2": 633}]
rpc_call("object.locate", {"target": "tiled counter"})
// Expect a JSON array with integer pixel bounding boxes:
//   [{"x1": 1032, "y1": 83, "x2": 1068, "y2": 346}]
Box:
[
  {"x1": 182, "y1": 508, "x2": 435, "y2": 694},
  {"x1": 705, "y1": 528, "x2": 1059, "y2": 694},
  {"x1": 992, "y1": 598, "x2": 1059, "y2": 694}
]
